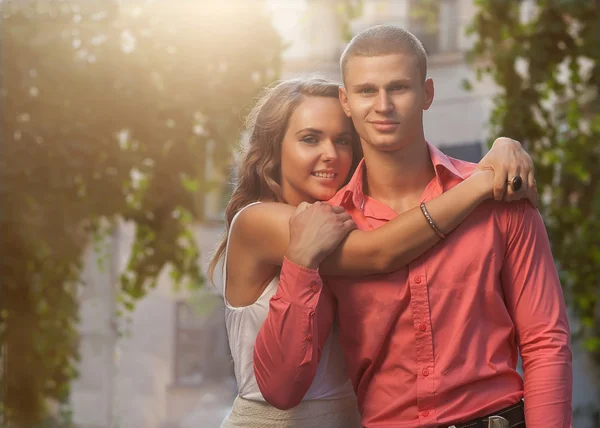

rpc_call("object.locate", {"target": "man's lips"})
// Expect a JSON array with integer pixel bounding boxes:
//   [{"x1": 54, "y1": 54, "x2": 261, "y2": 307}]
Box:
[{"x1": 370, "y1": 120, "x2": 400, "y2": 132}]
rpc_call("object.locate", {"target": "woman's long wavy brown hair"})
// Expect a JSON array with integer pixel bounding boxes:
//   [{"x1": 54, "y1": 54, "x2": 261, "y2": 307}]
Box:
[{"x1": 207, "y1": 77, "x2": 362, "y2": 285}]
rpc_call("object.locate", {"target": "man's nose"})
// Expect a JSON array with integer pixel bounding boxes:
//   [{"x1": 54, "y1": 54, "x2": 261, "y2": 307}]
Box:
[{"x1": 375, "y1": 90, "x2": 393, "y2": 113}]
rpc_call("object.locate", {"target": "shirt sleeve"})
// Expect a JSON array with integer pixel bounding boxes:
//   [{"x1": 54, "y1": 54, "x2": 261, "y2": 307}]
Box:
[
  {"x1": 253, "y1": 256, "x2": 336, "y2": 410},
  {"x1": 500, "y1": 202, "x2": 573, "y2": 427}
]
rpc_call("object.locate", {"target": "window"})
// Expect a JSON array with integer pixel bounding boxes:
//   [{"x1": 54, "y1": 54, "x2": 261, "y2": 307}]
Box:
[
  {"x1": 408, "y1": 0, "x2": 459, "y2": 55},
  {"x1": 439, "y1": 141, "x2": 483, "y2": 163},
  {"x1": 173, "y1": 299, "x2": 232, "y2": 386}
]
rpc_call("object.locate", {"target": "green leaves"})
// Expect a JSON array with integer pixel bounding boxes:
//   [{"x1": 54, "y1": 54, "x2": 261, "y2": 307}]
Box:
[
  {"x1": 470, "y1": 0, "x2": 600, "y2": 372},
  {"x1": 1, "y1": 0, "x2": 282, "y2": 424}
]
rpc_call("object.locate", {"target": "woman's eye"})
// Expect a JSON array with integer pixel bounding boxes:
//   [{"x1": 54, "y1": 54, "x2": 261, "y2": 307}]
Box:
[
  {"x1": 336, "y1": 138, "x2": 351, "y2": 145},
  {"x1": 302, "y1": 136, "x2": 318, "y2": 144}
]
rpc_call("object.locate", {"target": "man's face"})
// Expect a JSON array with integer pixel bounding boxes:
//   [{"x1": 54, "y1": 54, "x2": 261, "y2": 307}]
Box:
[{"x1": 339, "y1": 53, "x2": 434, "y2": 153}]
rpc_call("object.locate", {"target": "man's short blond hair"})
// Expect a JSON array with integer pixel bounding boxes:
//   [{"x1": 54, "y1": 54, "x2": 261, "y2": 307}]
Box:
[{"x1": 340, "y1": 25, "x2": 428, "y2": 83}]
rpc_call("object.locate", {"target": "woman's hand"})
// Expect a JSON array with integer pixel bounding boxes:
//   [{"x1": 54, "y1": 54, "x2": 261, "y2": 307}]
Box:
[
  {"x1": 286, "y1": 202, "x2": 357, "y2": 270},
  {"x1": 477, "y1": 137, "x2": 539, "y2": 207}
]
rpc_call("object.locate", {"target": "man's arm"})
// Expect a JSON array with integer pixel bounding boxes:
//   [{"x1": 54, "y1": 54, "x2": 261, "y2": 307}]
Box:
[
  {"x1": 500, "y1": 202, "x2": 572, "y2": 427},
  {"x1": 253, "y1": 257, "x2": 336, "y2": 409}
]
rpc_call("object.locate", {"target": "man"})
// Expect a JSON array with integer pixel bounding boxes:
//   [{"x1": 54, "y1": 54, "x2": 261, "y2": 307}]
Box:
[{"x1": 254, "y1": 25, "x2": 572, "y2": 428}]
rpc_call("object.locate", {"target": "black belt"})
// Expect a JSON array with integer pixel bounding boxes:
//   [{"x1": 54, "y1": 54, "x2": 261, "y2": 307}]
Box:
[{"x1": 439, "y1": 401, "x2": 525, "y2": 428}]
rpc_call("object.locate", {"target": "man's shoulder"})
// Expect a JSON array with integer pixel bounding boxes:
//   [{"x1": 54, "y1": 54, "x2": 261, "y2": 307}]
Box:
[{"x1": 476, "y1": 199, "x2": 542, "y2": 241}]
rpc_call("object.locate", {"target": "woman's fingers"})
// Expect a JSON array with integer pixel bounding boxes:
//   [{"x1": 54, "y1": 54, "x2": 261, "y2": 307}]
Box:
[
  {"x1": 336, "y1": 212, "x2": 353, "y2": 224},
  {"x1": 504, "y1": 165, "x2": 522, "y2": 202},
  {"x1": 492, "y1": 166, "x2": 509, "y2": 201},
  {"x1": 342, "y1": 218, "x2": 357, "y2": 232}
]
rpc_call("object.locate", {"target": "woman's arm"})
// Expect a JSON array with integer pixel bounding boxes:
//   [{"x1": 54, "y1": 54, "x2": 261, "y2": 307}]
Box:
[
  {"x1": 235, "y1": 169, "x2": 508, "y2": 276},
  {"x1": 320, "y1": 169, "x2": 494, "y2": 275}
]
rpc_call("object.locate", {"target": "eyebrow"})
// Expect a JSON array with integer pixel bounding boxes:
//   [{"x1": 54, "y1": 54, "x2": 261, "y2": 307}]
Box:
[
  {"x1": 295, "y1": 128, "x2": 323, "y2": 135},
  {"x1": 295, "y1": 128, "x2": 353, "y2": 138},
  {"x1": 352, "y1": 79, "x2": 412, "y2": 91}
]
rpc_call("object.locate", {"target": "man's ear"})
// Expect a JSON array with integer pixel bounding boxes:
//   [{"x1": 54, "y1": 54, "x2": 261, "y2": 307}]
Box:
[
  {"x1": 423, "y1": 77, "x2": 434, "y2": 111},
  {"x1": 339, "y1": 86, "x2": 352, "y2": 117}
]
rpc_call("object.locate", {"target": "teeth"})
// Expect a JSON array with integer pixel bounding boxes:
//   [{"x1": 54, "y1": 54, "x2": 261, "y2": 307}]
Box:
[{"x1": 312, "y1": 172, "x2": 336, "y2": 179}]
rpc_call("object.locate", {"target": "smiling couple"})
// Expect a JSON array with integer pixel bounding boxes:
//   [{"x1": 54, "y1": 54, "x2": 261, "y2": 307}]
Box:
[{"x1": 212, "y1": 25, "x2": 572, "y2": 428}]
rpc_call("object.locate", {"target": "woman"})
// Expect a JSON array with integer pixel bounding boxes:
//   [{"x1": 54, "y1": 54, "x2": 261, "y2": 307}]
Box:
[{"x1": 210, "y1": 78, "x2": 536, "y2": 428}]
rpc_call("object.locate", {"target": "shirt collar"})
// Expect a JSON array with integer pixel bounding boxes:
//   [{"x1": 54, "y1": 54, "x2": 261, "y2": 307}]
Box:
[
  {"x1": 428, "y1": 141, "x2": 465, "y2": 184},
  {"x1": 341, "y1": 141, "x2": 466, "y2": 210}
]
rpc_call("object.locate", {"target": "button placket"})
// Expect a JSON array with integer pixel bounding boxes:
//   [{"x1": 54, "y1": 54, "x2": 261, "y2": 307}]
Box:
[{"x1": 409, "y1": 262, "x2": 437, "y2": 423}]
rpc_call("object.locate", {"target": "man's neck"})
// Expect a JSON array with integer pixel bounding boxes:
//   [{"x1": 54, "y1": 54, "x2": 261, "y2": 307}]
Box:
[{"x1": 362, "y1": 139, "x2": 435, "y2": 215}]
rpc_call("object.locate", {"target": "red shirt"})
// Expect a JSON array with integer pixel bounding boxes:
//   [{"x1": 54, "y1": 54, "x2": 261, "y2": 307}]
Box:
[{"x1": 253, "y1": 143, "x2": 572, "y2": 427}]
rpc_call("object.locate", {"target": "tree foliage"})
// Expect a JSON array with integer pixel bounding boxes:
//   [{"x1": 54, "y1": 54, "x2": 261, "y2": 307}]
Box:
[
  {"x1": 0, "y1": 0, "x2": 282, "y2": 425},
  {"x1": 467, "y1": 0, "x2": 600, "y2": 359}
]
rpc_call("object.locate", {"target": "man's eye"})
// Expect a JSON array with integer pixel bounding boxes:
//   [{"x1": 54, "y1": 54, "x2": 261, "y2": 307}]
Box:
[
  {"x1": 391, "y1": 85, "x2": 407, "y2": 91},
  {"x1": 360, "y1": 88, "x2": 376, "y2": 94}
]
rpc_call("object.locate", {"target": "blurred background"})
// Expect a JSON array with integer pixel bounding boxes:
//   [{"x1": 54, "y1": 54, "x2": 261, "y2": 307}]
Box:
[{"x1": 1, "y1": 0, "x2": 599, "y2": 427}]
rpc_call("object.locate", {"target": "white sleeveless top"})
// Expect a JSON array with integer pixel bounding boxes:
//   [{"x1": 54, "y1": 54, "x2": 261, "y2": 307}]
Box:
[{"x1": 222, "y1": 202, "x2": 354, "y2": 402}]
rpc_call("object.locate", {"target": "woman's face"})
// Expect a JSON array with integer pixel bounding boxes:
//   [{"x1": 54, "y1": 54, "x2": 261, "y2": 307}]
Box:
[{"x1": 280, "y1": 96, "x2": 355, "y2": 206}]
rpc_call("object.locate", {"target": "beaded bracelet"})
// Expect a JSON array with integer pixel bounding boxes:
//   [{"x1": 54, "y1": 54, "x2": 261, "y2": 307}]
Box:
[{"x1": 419, "y1": 202, "x2": 446, "y2": 239}]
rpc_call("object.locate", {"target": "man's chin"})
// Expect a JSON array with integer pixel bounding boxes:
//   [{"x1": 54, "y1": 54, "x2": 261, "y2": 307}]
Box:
[
  {"x1": 364, "y1": 132, "x2": 403, "y2": 148},
  {"x1": 370, "y1": 140, "x2": 404, "y2": 152}
]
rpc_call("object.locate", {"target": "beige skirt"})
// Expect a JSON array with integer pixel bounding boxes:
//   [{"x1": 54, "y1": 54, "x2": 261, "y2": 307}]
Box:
[{"x1": 220, "y1": 395, "x2": 362, "y2": 428}]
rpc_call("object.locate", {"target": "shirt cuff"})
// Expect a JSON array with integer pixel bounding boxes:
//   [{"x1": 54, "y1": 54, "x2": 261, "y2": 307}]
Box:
[{"x1": 276, "y1": 257, "x2": 323, "y2": 309}]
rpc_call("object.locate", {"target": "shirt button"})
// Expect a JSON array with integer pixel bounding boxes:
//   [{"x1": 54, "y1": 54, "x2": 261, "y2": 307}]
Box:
[
  {"x1": 414, "y1": 276, "x2": 422, "y2": 284},
  {"x1": 305, "y1": 334, "x2": 312, "y2": 341},
  {"x1": 311, "y1": 285, "x2": 319, "y2": 293},
  {"x1": 419, "y1": 323, "x2": 427, "y2": 331},
  {"x1": 421, "y1": 410, "x2": 429, "y2": 417},
  {"x1": 422, "y1": 368, "x2": 429, "y2": 377}
]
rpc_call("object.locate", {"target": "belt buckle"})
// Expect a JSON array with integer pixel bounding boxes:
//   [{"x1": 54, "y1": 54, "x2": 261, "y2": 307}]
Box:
[{"x1": 487, "y1": 415, "x2": 509, "y2": 428}]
